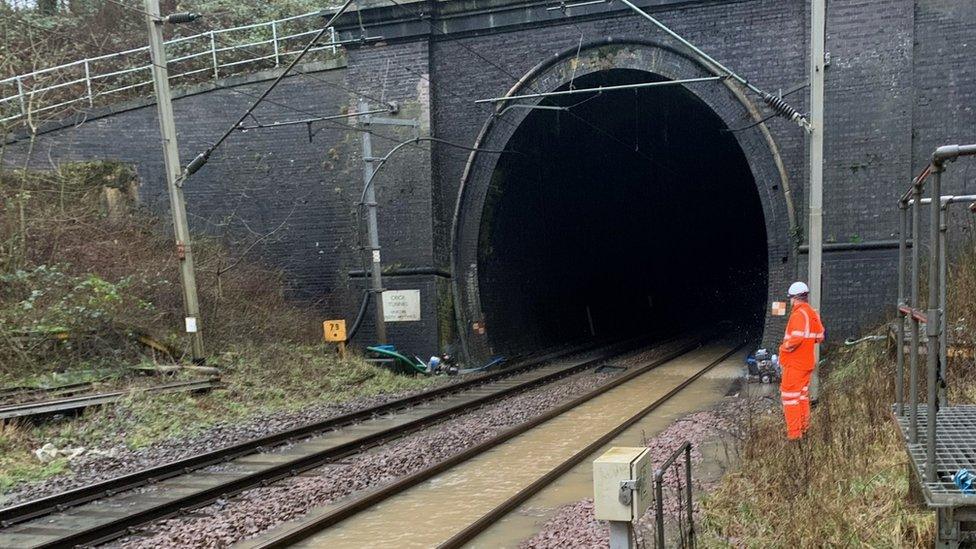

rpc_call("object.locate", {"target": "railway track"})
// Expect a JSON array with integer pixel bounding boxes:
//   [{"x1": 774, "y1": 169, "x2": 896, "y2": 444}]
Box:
[
  {"x1": 0, "y1": 379, "x2": 223, "y2": 422},
  {"x1": 241, "y1": 338, "x2": 744, "y2": 549},
  {"x1": 0, "y1": 380, "x2": 101, "y2": 405},
  {"x1": 0, "y1": 337, "x2": 658, "y2": 548}
]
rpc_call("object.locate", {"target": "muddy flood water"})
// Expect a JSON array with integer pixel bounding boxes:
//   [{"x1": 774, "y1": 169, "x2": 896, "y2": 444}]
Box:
[{"x1": 294, "y1": 342, "x2": 748, "y2": 548}]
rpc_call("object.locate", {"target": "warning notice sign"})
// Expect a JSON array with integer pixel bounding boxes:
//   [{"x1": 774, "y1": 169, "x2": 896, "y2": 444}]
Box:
[{"x1": 383, "y1": 289, "x2": 421, "y2": 322}]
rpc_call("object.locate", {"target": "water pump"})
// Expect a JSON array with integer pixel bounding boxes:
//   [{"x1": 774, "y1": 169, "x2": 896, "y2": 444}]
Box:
[{"x1": 746, "y1": 348, "x2": 781, "y2": 384}]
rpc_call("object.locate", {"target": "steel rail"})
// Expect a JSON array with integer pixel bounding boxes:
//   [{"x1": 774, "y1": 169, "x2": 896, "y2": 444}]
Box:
[
  {"x1": 440, "y1": 342, "x2": 744, "y2": 548},
  {"x1": 0, "y1": 338, "x2": 642, "y2": 534},
  {"x1": 244, "y1": 336, "x2": 729, "y2": 548},
  {"x1": 0, "y1": 380, "x2": 99, "y2": 404},
  {"x1": 1, "y1": 340, "x2": 650, "y2": 548},
  {"x1": 0, "y1": 379, "x2": 222, "y2": 421}
]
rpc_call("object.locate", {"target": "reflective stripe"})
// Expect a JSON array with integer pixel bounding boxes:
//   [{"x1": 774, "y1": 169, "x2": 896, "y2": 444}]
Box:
[
  {"x1": 799, "y1": 396, "x2": 809, "y2": 401},
  {"x1": 781, "y1": 391, "x2": 801, "y2": 397},
  {"x1": 782, "y1": 399, "x2": 800, "y2": 405},
  {"x1": 790, "y1": 330, "x2": 824, "y2": 338},
  {"x1": 800, "y1": 308, "x2": 811, "y2": 335}
]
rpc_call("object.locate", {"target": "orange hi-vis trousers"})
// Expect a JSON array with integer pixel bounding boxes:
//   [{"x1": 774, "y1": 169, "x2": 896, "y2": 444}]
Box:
[{"x1": 781, "y1": 365, "x2": 812, "y2": 439}]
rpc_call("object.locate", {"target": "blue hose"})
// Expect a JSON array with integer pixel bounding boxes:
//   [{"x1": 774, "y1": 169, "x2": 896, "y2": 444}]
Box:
[{"x1": 458, "y1": 356, "x2": 506, "y2": 375}]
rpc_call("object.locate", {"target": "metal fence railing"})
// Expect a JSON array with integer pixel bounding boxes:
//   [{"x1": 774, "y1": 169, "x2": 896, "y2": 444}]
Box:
[
  {"x1": 0, "y1": 9, "x2": 344, "y2": 127},
  {"x1": 653, "y1": 441, "x2": 695, "y2": 548}
]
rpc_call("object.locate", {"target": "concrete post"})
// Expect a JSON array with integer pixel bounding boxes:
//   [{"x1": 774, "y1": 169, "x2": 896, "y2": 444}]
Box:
[
  {"x1": 807, "y1": 0, "x2": 826, "y2": 401},
  {"x1": 360, "y1": 99, "x2": 387, "y2": 344},
  {"x1": 609, "y1": 521, "x2": 634, "y2": 549}
]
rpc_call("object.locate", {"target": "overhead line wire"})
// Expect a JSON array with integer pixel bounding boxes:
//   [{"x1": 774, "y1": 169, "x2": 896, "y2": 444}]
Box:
[
  {"x1": 72, "y1": 0, "x2": 554, "y2": 175},
  {"x1": 383, "y1": 0, "x2": 688, "y2": 178},
  {"x1": 175, "y1": 0, "x2": 355, "y2": 181},
  {"x1": 195, "y1": 17, "x2": 526, "y2": 171}
]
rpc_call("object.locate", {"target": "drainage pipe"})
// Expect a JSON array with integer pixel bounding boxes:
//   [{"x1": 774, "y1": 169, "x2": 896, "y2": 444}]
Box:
[{"x1": 797, "y1": 239, "x2": 911, "y2": 253}]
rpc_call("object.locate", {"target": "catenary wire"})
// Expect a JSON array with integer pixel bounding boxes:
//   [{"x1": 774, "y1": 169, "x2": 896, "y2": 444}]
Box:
[
  {"x1": 382, "y1": 0, "x2": 688, "y2": 178},
  {"x1": 175, "y1": 0, "x2": 356, "y2": 182}
]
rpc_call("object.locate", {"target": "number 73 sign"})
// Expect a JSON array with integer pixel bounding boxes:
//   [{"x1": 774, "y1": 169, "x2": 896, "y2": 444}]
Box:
[{"x1": 323, "y1": 320, "x2": 347, "y2": 342}]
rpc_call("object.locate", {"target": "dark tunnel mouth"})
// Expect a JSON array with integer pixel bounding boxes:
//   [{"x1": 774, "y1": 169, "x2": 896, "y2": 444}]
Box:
[{"x1": 476, "y1": 69, "x2": 769, "y2": 356}]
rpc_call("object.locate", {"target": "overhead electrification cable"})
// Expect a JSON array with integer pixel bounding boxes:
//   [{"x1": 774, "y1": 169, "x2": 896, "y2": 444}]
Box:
[
  {"x1": 381, "y1": 0, "x2": 682, "y2": 176},
  {"x1": 176, "y1": 0, "x2": 355, "y2": 182}
]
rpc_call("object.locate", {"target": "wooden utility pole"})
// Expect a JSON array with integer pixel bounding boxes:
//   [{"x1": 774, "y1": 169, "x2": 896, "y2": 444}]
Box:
[
  {"x1": 808, "y1": 0, "x2": 826, "y2": 400},
  {"x1": 144, "y1": 0, "x2": 205, "y2": 362}
]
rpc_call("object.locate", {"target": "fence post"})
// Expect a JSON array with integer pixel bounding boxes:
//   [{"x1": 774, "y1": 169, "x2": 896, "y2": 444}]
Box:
[
  {"x1": 684, "y1": 444, "x2": 694, "y2": 542},
  {"x1": 330, "y1": 26, "x2": 338, "y2": 55},
  {"x1": 15, "y1": 76, "x2": 27, "y2": 118},
  {"x1": 210, "y1": 31, "x2": 219, "y2": 80},
  {"x1": 84, "y1": 59, "x2": 94, "y2": 107},
  {"x1": 271, "y1": 21, "x2": 280, "y2": 66},
  {"x1": 655, "y1": 469, "x2": 665, "y2": 548}
]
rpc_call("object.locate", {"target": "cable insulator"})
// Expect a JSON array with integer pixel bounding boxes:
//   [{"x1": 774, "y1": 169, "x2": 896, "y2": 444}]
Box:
[
  {"x1": 762, "y1": 92, "x2": 803, "y2": 125},
  {"x1": 166, "y1": 12, "x2": 201, "y2": 24}
]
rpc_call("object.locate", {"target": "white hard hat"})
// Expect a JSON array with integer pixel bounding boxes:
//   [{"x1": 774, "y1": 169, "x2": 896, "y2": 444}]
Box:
[{"x1": 788, "y1": 281, "x2": 810, "y2": 297}]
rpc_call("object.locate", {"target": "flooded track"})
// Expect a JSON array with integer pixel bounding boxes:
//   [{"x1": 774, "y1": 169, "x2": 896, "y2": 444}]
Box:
[
  {"x1": 0, "y1": 340, "x2": 652, "y2": 548},
  {"x1": 470, "y1": 348, "x2": 748, "y2": 547},
  {"x1": 244, "y1": 339, "x2": 743, "y2": 548}
]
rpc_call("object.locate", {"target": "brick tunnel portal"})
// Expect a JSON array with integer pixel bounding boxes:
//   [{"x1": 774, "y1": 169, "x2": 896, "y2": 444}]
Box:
[{"x1": 476, "y1": 69, "x2": 768, "y2": 356}]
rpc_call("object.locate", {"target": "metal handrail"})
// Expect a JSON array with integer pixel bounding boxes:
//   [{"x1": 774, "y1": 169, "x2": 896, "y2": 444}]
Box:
[
  {"x1": 0, "y1": 9, "x2": 343, "y2": 125},
  {"x1": 654, "y1": 441, "x2": 694, "y2": 548},
  {"x1": 894, "y1": 143, "x2": 976, "y2": 486}
]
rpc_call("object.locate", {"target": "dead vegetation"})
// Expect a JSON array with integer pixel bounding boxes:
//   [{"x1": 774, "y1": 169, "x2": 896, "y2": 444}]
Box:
[
  {"x1": 0, "y1": 160, "x2": 323, "y2": 381},
  {"x1": 0, "y1": 0, "x2": 338, "y2": 127},
  {"x1": 700, "y1": 341, "x2": 935, "y2": 547},
  {"x1": 0, "y1": 161, "x2": 443, "y2": 493}
]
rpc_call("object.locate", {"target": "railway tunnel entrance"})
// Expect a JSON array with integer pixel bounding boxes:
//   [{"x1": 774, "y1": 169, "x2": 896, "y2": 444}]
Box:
[
  {"x1": 477, "y1": 69, "x2": 767, "y2": 355},
  {"x1": 452, "y1": 43, "x2": 794, "y2": 362}
]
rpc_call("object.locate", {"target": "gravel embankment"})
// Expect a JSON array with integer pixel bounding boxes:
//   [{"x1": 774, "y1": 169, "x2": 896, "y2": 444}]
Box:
[
  {"x1": 116, "y1": 341, "x2": 687, "y2": 548},
  {"x1": 1, "y1": 383, "x2": 455, "y2": 507}
]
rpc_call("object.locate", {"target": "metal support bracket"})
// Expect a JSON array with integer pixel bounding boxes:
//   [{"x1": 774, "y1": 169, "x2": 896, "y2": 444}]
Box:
[
  {"x1": 369, "y1": 117, "x2": 419, "y2": 127},
  {"x1": 618, "y1": 479, "x2": 640, "y2": 506}
]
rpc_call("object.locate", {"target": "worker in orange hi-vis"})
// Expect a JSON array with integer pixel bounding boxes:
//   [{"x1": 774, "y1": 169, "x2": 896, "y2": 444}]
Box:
[{"x1": 779, "y1": 281, "x2": 825, "y2": 440}]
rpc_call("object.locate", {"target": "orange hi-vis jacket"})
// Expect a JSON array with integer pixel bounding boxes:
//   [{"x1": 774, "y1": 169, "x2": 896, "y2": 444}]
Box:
[{"x1": 778, "y1": 301, "x2": 824, "y2": 371}]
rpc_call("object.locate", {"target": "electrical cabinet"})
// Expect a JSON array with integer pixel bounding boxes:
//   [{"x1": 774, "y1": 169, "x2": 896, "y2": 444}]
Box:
[{"x1": 593, "y1": 446, "x2": 652, "y2": 522}]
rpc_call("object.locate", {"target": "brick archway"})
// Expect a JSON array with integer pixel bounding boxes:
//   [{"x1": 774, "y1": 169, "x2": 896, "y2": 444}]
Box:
[{"x1": 451, "y1": 39, "x2": 795, "y2": 362}]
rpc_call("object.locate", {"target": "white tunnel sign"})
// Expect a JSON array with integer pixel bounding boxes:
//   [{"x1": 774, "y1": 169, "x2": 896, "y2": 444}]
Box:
[{"x1": 382, "y1": 289, "x2": 421, "y2": 322}]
